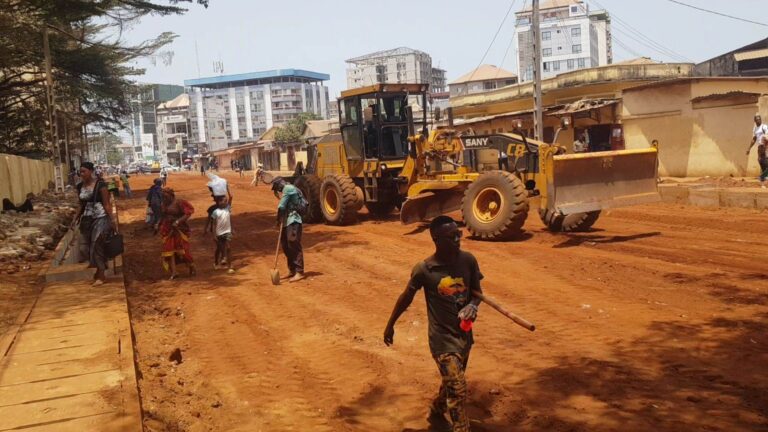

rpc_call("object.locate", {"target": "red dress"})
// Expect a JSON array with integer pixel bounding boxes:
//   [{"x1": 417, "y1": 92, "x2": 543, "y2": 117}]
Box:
[{"x1": 159, "y1": 199, "x2": 194, "y2": 270}]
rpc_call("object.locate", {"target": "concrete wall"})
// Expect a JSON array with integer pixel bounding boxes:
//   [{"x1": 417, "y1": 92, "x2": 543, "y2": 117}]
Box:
[
  {"x1": 0, "y1": 154, "x2": 54, "y2": 204},
  {"x1": 622, "y1": 79, "x2": 768, "y2": 177}
]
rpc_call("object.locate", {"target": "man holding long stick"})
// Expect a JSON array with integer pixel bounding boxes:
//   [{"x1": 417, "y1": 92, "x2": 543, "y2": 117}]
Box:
[{"x1": 384, "y1": 215, "x2": 482, "y2": 432}]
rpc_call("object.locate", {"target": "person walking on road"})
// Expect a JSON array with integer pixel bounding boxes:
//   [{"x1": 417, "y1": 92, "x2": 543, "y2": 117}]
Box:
[
  {"x1": 146, "y1": 178, "x2": 163, "y2": 227},
  {"x1": 76, "y1": 162, "x2": 116, "y2": 286},
  {"x1": 155, "y1": 188, "x2": 196, "y2": 280},
  {"x1": 272, "y1": 177, "x2": 305, "y2": 282},
  {"x1": 747, "y1": 114, "x2": 768, "y2": 188},
  {"x1": 120, "y1": 171, "x2": 132, "y2": 198},
  {"x1": 384, "y1": 215, "x2": 484, "y2": 432},
  {"x1": 209, "y1": 196, "x2": 235, "y2": 274}
]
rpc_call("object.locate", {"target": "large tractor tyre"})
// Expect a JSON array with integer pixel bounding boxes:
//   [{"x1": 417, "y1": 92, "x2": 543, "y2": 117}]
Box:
[
  {"x1": 294, "y1": 174, "x2": 323, "y2": 223},
  {"x1": 365, "y1": 201, "x2": 396, "y2": 218},
  {"x1": 320, "y1": 174, "x2": 360, "y2": 225},
  {"x1": 538, "y1": 208, "x2": 601, "y2": 232},
  {"x1": 461, "y1": 170, "x2": 529, "y2": 240}
]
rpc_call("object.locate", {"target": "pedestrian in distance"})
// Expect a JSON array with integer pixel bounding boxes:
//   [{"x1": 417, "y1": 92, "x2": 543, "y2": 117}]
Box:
[
  {"x1": 251, "y1": 163, "x2": 265, "y2": 186},
  {"x1": 146, "y1": 178, "x2": 163, "y2": 227},
  {"x1": 160, "y1": 166, "x2": 168, "y2": 187},
  {"x1": 107, "y1": 176, "x2": 120, "y2": 199},
  {"x1": 384, "y1": 215, "x2": 484, "y2": 432},
  {"x1": 120, "y1": 171, "x2": 132, "y2": 198},
  {"x1": 75, "y1": 162, "x2": 116, "y2": 286},
  {"x1": 746, "y1": 114, "x2": 768, "y2": 188},
  {"x1": 272, "y1": 177, "x2": 305, "y2": 282},
  {"x1": 208, "y1": 196, "x2": 235, "y2": 274}
]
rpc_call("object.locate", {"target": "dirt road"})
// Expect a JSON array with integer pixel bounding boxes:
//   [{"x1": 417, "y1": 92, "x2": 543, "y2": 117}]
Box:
[{"x1": 119, "y1": 172, "x2": 768, "y2": 432}]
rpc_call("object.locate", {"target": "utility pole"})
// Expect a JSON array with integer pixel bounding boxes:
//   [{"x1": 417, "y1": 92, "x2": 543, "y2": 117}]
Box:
[
  {"x1": 531, "y1": 0, "x2": 544, "y2": 141},
  {"x1": 43, "y1": 27, "x2": 64, "y2": 191}
]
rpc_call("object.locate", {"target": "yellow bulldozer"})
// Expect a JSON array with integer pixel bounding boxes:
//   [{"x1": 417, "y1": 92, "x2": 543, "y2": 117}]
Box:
[{"x1": 294, "y1": 84, "x2": 660, "y2": 240}]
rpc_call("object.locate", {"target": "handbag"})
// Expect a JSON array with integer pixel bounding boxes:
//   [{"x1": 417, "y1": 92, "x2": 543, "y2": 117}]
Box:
[
  {"x1": 145, "y1": 206, "x2": 153, "y2": 223},
  {"x1": 105, "y1": 231, "x2": 124, "y2": 258}
]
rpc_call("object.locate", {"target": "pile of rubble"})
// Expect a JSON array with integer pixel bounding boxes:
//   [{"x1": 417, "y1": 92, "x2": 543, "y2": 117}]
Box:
[{"x1": 0, "y1": 189, "x2": 78, "y2": 274}]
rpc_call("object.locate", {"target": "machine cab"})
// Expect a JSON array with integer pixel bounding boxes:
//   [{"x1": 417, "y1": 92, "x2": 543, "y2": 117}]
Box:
[{"x1": 337, "y1": 84, "x2": 429, "y2": 163}]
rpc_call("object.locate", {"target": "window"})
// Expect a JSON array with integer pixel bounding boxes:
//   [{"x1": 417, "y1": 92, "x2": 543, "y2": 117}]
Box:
[
  {"x1": 572, "y1": 27, "x2": 581, "y2": 37},
  {"x1": 571, "y1": 5, "x2": 578, "y2": 12},
  {"x1": 543, "y1": 48, "x2": 552, "y2": 57},
  {"x1": 572, "y1": 44, "x2": 582, "y2": 54},
  {"x1": 552, "y1": 61, "x2": 560, "y2": 71},
  {"x1": 567, "y1": 59, "x2": 575, "y2": 69},
  {"x1": 543, "y1": 62, "x2": 550, "y2": 72},
  {"x1": 578, "y1": 58, "x2": 586, "y2": 68},
  {"x1": 542, "y1": 31, "x2": 551, "y2": 40}
]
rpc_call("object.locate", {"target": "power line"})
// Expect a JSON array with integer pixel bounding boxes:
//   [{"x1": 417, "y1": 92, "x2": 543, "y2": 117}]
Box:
[
  {"x1": 588, "y1": 0, "x2": 691, "y2": 62},
  {"x1": 495, "y1": 35, "x2": 516, "y2": 80},
  {"x1": 666, "y1": 0, "x2": 768, "y2": 28},
  {"x1": 467, "y1": 0, "x2": 518, "y2": 83}
]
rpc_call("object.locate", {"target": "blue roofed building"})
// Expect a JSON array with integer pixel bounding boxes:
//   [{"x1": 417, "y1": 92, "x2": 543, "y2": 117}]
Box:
[{"x1": 184, "y1": 69, "x2": 331, "y2": 152}]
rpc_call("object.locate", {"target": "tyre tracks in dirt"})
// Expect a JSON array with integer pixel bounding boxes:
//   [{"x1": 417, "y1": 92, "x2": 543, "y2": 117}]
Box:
[{"x1": 122, "y1": 173, "x2": 768, "y2": 432}]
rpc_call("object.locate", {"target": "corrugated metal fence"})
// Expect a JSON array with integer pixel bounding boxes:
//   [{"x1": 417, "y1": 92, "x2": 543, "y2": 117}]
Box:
[{"x1": 0, "y1": 154, "x2": 55, "y2": 204}]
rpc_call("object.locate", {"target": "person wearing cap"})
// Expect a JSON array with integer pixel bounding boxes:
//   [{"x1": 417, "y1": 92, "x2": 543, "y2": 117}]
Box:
[
  {"x1": 272, "y1": 177, "x2": 305, "y2": 282},
  {"x1": 747, "y1": 114, "x2": 768, "y2": 188}
]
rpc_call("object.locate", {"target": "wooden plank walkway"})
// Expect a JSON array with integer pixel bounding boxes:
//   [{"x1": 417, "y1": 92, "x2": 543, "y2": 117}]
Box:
[{"x1": 0, "y1": 280, "x2": 141, "y2": 431}]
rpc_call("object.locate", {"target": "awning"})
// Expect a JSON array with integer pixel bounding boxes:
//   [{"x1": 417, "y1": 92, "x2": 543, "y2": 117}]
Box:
[
  {"x1": 547, "y1": 98, "x2": 619, "y2": 116},
  {"x1": 734, "y1": 48, "x2": 768, "y2": 62}
]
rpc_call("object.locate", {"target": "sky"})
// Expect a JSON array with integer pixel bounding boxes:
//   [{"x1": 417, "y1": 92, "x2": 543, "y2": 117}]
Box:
[{"x1": 123, "y1": 0, "x2": 767, "y2": 97}]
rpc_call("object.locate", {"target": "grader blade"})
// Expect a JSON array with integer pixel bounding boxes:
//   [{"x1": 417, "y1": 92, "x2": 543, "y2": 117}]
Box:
[
  {"x1": 400, "y1": 191, "x2": 464, "y2": 225},
  {"x1": 548, "y1": 148, "x2": 659, "y2": 215}
]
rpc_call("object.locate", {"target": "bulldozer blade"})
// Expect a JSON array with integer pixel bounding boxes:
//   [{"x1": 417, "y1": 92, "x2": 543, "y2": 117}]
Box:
[
  {"x1": 548, "y1": 148, "x2": 660, "y2": 215},
  {"x1": 400, "y1": 191, "x2": 464, "y2": 225}
]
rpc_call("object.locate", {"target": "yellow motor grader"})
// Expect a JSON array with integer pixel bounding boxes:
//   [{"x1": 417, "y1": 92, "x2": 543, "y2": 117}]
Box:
[{"x1": 294, "y1": 84, "x2": 660, "y2": 240}]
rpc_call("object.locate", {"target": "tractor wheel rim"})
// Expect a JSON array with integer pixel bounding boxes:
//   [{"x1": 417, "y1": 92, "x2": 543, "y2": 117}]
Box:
[
  {"x1": 472, "y1": 187, "x2": 504, "y2": 224},
  {"x1": 324, "y1": 188, "x2": 339, "y2": 215}
]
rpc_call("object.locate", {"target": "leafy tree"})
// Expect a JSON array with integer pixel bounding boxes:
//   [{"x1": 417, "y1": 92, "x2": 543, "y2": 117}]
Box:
[
  {"x1": 0, "y1": 0, "x2": 208, "y2": 155},
  {"x1": 274, "y1": 112, "x2": 321, "y2": 143}
]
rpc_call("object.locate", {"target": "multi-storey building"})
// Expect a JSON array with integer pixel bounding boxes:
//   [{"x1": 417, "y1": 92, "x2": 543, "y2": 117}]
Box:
[
  {"x1": 184, "y1": 69, "x2": 330, "y2": 152},
  {"x1": 515, "y1": 0, "x2": 611, "y2": 82},
  {"x1": 156, "y1": 94, "x2": 191, "y2": 166},
  {"x1": 346, "y1": 47, "x2": 447, "y2": 93},
  {"x1": 129, "y1": 84, "x2": 184, "y2": 161}
]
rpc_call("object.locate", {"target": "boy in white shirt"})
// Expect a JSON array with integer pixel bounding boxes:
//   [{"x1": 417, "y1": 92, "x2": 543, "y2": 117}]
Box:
[{"x1": 210, "y1": 196, "x2": 234, "y2": 274}]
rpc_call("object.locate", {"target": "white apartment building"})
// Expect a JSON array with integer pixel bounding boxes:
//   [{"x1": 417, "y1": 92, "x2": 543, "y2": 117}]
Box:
[
  {"x1": 184, "y1": 69, "x2": 330, "y2": 152},
  {"x1": 346, "y1": 47, "x2": 447, "y2": 93},
  {"x1": 156, "y1": 94, "x2": 191, "y2": 166},
  {"x1": 515, "y1": 0, "x2": 612, "y2": 82}
]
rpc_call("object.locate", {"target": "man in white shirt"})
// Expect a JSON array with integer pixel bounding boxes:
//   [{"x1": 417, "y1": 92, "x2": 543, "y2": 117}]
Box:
[
  {"x1": 747, "y1": 114, "x2": 768, "y2": 187},
  {"x1": 573, "y1": 132, "x2": 589, "y2": 153},
  {"x1": 210, "y1": 196, "x2": 234, "y2": 274}
]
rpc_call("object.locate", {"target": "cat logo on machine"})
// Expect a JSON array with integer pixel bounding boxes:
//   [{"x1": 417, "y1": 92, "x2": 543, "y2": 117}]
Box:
[{"x1": 462, "y1": 137, "x2": 490, "y2": 149}]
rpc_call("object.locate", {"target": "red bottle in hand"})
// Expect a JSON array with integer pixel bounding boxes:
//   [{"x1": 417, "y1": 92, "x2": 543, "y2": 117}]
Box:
[{"x1": 460, "y1": 319, "x2": 473, "y2": 332}]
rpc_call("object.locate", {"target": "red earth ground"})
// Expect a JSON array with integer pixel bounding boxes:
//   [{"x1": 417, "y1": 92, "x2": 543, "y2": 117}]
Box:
[{"x1": 118, "y1": 172, "x2": 768, "y2": 432}]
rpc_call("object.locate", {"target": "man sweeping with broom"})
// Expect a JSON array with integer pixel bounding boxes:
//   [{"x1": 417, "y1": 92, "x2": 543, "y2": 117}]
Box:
[{"x1": 384, "y1": 215, "x2": 482, "y2": 432}]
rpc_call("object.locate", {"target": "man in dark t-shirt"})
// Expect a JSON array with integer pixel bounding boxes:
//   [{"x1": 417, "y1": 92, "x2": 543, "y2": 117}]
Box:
[{"x1": 384, "y1": 216, "x2": 483, "y2": 432}]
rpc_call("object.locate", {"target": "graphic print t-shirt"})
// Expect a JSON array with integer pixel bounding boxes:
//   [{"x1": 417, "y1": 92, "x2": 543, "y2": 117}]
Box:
[{"x1": 407, "y1": 250, "x2": 483, "y2": 355}]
